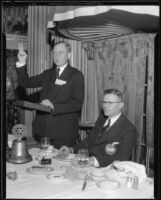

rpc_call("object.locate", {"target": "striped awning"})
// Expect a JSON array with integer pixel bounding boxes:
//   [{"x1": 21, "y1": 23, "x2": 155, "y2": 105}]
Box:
[
  {"x1": 55, "y1": 22, "x2": 134, "y2": 42},
  {"x1": 48, "y1": 5, "x2": 159, "y2": 42}
]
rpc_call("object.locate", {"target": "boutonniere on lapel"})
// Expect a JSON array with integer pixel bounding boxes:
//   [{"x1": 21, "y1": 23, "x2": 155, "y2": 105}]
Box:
[
  {"x1": 105, "y1": 142, "x2": 119, "y2": 155},
  {"x1": 55, "y1": 78, "x2": 67, "y2": 85}
]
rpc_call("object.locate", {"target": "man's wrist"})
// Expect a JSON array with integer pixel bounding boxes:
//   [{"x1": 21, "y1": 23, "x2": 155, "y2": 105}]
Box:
[
  {"x1": 90, "y1": 156, "x2": 99, "y2": 167},
  {"x1": 16, "y1": 62, "x2": 26, "y2": 68}
]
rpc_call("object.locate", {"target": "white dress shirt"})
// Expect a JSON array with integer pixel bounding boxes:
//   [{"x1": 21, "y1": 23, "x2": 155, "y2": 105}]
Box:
[{"x1": 57, "y1": 63, "x2": 68, "y2": 76}]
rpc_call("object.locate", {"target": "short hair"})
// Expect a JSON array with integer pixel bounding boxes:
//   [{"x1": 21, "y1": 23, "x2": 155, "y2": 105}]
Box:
[
  {"x1": 54, "y1": 41, "x2": 71, "y2": 53},
  {"x1": 104, "y1": 89, "x2": 123, "y2": 101}
]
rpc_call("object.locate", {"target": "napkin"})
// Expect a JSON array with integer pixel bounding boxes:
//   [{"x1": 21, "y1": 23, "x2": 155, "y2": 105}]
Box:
[
  {"x1": 106, "y1": 161, "x2": 147, "y2": 183},
  {"x1": 64, "y1": 166, "x2": 79, "y2": 182}
]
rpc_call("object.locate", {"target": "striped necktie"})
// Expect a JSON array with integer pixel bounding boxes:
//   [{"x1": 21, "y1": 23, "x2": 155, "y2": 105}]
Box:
[{"x1": 99, "y1": 118, "x2": 111, "y2": 137}]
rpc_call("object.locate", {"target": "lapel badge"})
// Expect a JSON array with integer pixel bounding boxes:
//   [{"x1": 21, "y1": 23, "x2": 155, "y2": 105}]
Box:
[{"x1": 105, "y1": 142, "x2": 119, "y2": 155}]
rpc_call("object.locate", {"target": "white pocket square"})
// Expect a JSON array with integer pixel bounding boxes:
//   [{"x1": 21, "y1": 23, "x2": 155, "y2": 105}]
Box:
[{"x1": 55, "y1": 79, "x2": 67, "y2": 85}]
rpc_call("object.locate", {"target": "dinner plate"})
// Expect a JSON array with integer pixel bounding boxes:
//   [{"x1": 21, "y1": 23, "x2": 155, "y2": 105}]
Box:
[
  {"x1": 26, "y1": 166, "x2": 53, "y2": 175},
  {"x1": 55, "y1": 153, "x2": 75, "y2": 162},
  {"x1": 97, "y1": 179, "x2": 120, "y2": 190},
  {"x1": 46, "y1": 171, "x2": 65, "y2": 181}
]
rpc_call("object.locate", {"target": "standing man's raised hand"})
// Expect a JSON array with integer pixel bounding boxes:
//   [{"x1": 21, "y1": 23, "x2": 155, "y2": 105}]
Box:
[{"x1": 17, "y1": 43, "x2": 27, "y2": 65}]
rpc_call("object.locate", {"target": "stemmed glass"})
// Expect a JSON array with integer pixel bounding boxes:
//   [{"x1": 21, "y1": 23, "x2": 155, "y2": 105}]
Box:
[
  {"x1": 77, "y1": 149, "x2": 89, "y2": 166},
  {"x1": 77, "y1": 149, "x2": 89, "y2": 179}
]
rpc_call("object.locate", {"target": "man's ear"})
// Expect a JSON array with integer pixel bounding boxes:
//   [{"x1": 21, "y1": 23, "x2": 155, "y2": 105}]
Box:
[
  {"x1": 67, "y1": 52, "x2": 71, "y2": 59},
  {"x1": 119, "y1": 102, "x2": 124, "y2": 110}
]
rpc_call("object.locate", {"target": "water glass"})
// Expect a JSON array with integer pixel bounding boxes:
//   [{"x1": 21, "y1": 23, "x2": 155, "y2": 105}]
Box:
[
  {"x1": 77, "y1": 149, "x2": 89, "y2": 167},
  {"x1": 41, "y1": 137, "x2": 51, "y2": 151}
]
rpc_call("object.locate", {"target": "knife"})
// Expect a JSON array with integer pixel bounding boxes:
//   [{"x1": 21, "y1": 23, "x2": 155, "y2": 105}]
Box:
[{"x1": 82, "y1": 175, "x2": 88, "y2": 191}]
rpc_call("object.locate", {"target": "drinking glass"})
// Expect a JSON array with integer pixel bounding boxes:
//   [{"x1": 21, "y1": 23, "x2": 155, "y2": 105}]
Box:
[
  {"x1": 41, "y1": 137, "x2": 51, "y2": 151},
  {"x1": 77, "y1": 149, "x2": 89, "y2": 167}
]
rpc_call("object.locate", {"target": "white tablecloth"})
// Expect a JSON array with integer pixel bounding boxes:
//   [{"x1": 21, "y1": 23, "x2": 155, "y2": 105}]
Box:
[{"x1": 6, "y1": 157, "x2": 154, "y2": 199}]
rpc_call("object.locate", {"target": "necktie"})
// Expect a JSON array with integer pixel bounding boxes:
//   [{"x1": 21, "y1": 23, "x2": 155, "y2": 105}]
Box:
[
  {"x1": 99, "y1": 118, "x2": 111, "y2": 137},
  {"x1": 56, "y1": 67, "x2": 60, "y2": 78}
]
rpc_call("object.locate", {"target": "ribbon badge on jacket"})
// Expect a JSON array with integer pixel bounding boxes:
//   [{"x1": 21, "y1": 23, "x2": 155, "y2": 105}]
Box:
[
  {"x1": 55, "y1": 79, "x2": 67, "y2": 85},
  {"x1": 105, "y1": 142, "x2": 119, "y2": 155}
]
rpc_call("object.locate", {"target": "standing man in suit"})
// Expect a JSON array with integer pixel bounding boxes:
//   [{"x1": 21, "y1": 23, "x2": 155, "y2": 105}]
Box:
[
  {"x1": 16, "y1": 41, "x2": 84, "y2": 148},
  {"x1": 59, "y1": 89, "x2": 137, "y2": 167}
]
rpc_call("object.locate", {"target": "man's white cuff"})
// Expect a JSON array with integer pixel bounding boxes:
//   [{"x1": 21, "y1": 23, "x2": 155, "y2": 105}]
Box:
[
  {"x1": 91, "y1": 156, "x2": 99, "y2": 167},
  {"x1": 16, "y1": 62, "x2": 26, "y2": 68}
]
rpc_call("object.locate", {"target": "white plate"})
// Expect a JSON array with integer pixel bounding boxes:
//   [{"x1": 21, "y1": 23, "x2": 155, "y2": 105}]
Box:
[
  {"x1": 55, "y1": 153, "x2": 75, "y2": 162},
  {"x1": 97, "y1": 179, "x2": 120, "y2": 190},
  {"x1": 46, "y1": 171, "x2": 65, "y2": 181},
  {"x1": 26, "y1": 166, "x2": 53, "y2": 175}
]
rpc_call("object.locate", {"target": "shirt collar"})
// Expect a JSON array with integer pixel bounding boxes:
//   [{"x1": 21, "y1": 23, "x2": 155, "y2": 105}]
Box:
[
  {"x1": 104, "y1": 113, "x2": 122, "y2": 126},
  {"x1": 57, "y1": 63, "x2": 68, "y2": 76}
]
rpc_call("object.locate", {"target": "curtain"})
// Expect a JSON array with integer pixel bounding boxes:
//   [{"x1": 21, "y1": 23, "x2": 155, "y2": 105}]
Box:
[
  {"x1": 94, "y1": 33, "x2": 155, "y2": 161},
  {"x1": 28, "y1": 6, "x2": 52, "y2": 101},
  {"x1": 6, "y1": 50, "x2": 19, "y2": 134}
]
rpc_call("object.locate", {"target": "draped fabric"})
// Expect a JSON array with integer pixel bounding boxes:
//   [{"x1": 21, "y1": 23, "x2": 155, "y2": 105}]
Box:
[
  {"x1": 48, "y1": 6, "x2": 159, "y2": 42},
  {"x1": 94, "y1": 33, "x2": 155, "y2": 161},
  {"x1": 6, "y1": 50, "x2": 19, "y2": 134},
  {"x1": 48, "y1": 6, "x2": 159, "y2": 23},
  {"x1": 28, "y1": 6, "x2": 51, "y2": 101},
  {"x1": 25, "y1": 6, "x2": 52, "y2": 136},
  {"x1": 55, "y1": 22, "x2": 134, "y2": 42},
  {"x1": 48, "y1": 6, "x2": 113, "y2": 22}
]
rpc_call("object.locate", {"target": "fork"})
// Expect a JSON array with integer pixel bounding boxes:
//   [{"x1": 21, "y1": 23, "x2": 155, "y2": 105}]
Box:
[{"x1": 82, "y1": 174, "x2": 89, "y2": 191}]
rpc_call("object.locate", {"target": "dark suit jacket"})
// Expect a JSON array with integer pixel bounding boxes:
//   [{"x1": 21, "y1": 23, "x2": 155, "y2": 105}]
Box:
[
  {"x1": 72, "y1": 114, "x2": 137, "y2": 167},
  {"x1": 16, "y1": 64, "x2": 84, "y2": 140}
]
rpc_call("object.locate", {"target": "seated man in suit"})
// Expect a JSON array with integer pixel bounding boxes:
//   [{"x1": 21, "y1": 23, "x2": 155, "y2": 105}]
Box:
[{"x1": 59, "y1": 89, "x2": 137, "y2": 167}]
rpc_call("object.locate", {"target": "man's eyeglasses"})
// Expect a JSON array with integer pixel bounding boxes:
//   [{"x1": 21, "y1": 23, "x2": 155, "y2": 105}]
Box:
[{"x1": 102, "y1": 101, "x2": 121, "y2": 105}]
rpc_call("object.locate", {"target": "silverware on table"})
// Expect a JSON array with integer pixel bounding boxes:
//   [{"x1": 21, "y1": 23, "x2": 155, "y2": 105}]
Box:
[{"x1": 82, "y1": 174, "x2": 88, "y2": 191}]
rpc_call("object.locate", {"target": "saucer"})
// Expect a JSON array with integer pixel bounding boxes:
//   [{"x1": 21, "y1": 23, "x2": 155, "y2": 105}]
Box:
[
  {"x1": 26, "y1": 166, "x2": 53, "y2": 175},
  {"x1": 46, "y1": 171, "x2": 65, "y2": 181}
]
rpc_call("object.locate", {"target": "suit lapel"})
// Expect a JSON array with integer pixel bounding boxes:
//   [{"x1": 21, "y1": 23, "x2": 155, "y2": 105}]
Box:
[
  {"x1": 94, "y1": 114, "x2": 124, "y2": 144},
  {"x1": 50, "y1": 65, "x2": 73, "y2": 99},
  {"x1": 59, "y1": 64, "x2": 72, "y2": 80}
]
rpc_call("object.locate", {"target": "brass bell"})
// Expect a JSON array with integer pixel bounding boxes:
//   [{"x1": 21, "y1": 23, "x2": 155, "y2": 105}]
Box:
[{"x1": 7, "y1": 124, "x2": 32, "y2": 164}]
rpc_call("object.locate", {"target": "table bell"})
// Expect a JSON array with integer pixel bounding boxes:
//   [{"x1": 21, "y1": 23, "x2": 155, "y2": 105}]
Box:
[{"x1": 7, "y1": 124, "x2": 32, "y2": 164}]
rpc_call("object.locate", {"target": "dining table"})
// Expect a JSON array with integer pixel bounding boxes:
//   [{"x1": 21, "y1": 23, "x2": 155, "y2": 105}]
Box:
[{"x1": 6, "y1": 147, "x2": 154, "y2": 199}]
